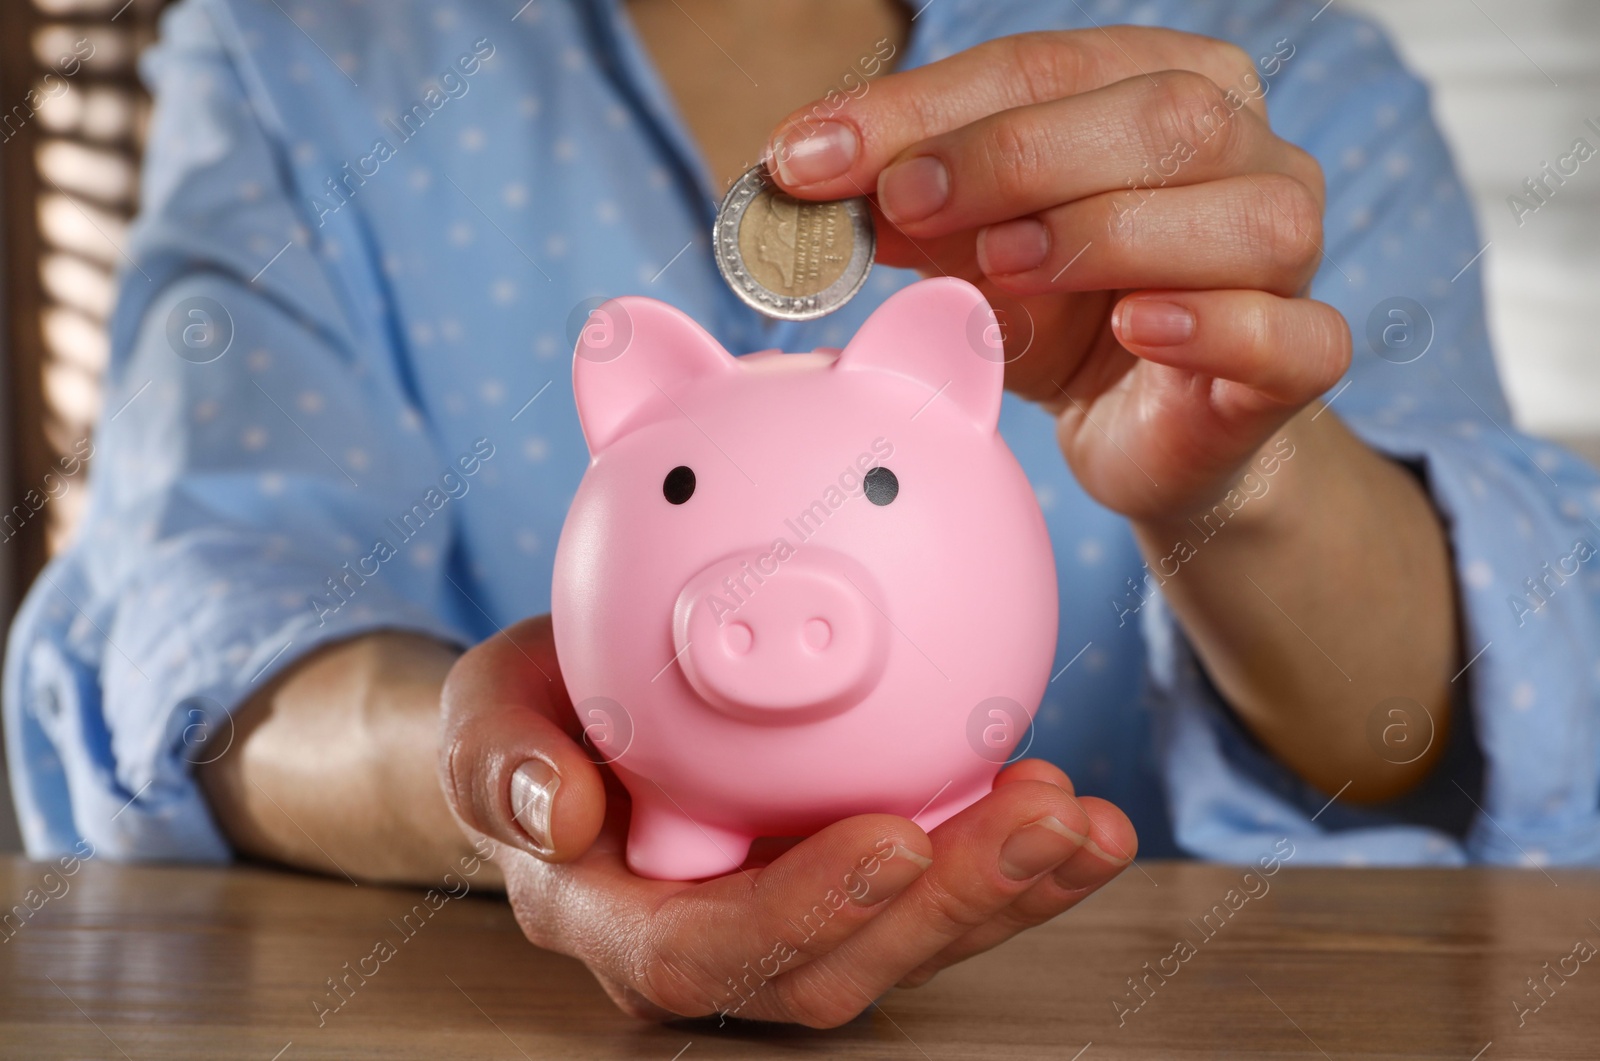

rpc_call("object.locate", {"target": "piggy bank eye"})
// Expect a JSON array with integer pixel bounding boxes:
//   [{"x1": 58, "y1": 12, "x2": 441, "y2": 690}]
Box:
[
  {"x1": 864, "y1": 466, "x2": 898, "y2": 506},
  {"x1": 663, "y1": 465, "x2": 696, "y2": 505}
]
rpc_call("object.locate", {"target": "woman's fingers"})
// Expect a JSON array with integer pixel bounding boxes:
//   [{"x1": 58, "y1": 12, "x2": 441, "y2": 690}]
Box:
[
  {"x1": 1112, "y1": 288, "x2": 1352, "y2": 408},
  {"x1": 768, "y1": 28, "x2": 1267, "y2": 197},
  {"x1": 660, "y1": 817, "x2": 934, "y2": 974},
  {"x1": 991, "y1": 755, "x2": 1077, "y2": 797},
  {"x1": 1048, "y1": 288, "x2": 1349, "y2": 516},
  {"x1": 438, "y1": 615, "x2": 607, "y2": 863},
  {"x1": 897, "y1": 795, "x2": 1137, "y2": 988},
  {"x1": 974, "y1": 173, "x2": 1324, "y2": 298},
  {"x1": 591, "y1": 971, "x2": 678, "y2": 1024},
  {"x1": 873, "y1": 71, "x2": 1305, "y2": 236},
  {"x1": 611, "y1": 815, "x2": 934, "y2": 1020},
  {"x1": 503, "y1": 812, "x2": 932, "y2": 1022},
  {"x1": 764, "y1": 779, "x2": 1106, "y2": 1026}
]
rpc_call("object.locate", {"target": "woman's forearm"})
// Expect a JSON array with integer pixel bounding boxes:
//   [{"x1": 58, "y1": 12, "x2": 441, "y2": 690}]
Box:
[
  {"x1": 1130, "y1": 409, "x2": 1460, "y2": 803},
  {"x1": 197, "y1": 633, "x2": 497, "y2": 887}
]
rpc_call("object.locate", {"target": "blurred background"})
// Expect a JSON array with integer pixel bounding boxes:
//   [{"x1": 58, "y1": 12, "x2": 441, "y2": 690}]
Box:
[{"x1": 0, "y1": 0, "x2": 1597, "y2": 852}]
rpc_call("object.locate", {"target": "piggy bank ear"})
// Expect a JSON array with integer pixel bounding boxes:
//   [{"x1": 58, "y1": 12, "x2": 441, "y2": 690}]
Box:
[
  {"x1": 571, "y1": 297, "x2": 737, "y2": 454},
  {"x1": 836, "y1": 278, "x2": 1003, "y2": 432}
]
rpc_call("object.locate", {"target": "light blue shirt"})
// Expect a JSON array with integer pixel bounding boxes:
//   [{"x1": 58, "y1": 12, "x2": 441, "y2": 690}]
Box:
[{"x1": 8, "y1": 0, "x2": 1600, "y2": 866}]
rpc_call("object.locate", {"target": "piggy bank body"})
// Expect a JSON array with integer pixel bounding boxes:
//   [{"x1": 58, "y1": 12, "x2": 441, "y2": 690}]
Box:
[{"x1": 552, "y1": 278, "x2": 1058, "y2": 880}]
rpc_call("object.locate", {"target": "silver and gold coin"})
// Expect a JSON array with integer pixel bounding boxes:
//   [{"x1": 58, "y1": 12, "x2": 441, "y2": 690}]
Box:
[{"x1": 713, "y1": 163, "x2": 875, "y2": 322}]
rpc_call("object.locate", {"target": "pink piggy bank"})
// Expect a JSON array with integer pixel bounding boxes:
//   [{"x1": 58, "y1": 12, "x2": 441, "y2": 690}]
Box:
[{"x1": 551, "y1": 277, "x2": 1058, "y2": 880}]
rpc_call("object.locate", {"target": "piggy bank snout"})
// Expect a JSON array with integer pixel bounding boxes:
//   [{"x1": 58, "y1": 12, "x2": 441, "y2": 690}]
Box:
[{"x1": 673, "y1": 548, "x2": 889, "y2": 722}]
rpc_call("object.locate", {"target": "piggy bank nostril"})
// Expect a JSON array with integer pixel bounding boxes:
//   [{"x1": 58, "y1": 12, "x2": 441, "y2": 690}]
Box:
[
  {"x1": 802, "y1": 618, "x2": 832, "y2": 652},
  {"x1": 863, "y1": 466, "x2": 898, "y2": 506},
  {"x1": 724, "y1": 621, "x2": 754, "y2": 655}
]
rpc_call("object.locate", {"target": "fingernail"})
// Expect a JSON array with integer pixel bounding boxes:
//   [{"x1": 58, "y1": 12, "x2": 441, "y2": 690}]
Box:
[
  {"x1": 771, "y1": 121, "x2": 859, "y2": 186},
  {"x1": 850, "y1": 844, "x2": 932, "y2": 906},
  {"x1": 977, "y1": 219, "x2": 1049, "y2": 275},
  {"x1": 510, "y1": 759, "x2": 560, "y2": 856},
  {"x1": 1084, "y1": 837, "x2": 1134, "y2": 866},
  {"x1": 1117, "y1": 299, "x2": 1196, "y2": 346},
  {"x1": 878, "y1": 156, "x2": 949, "y2": 224},
  {"x1": 1053, "y1": 838, "x2": 1132, "y2": 890},
  {"x1": 999, "y1": 816, "x2": 1085, "y2": 881}
]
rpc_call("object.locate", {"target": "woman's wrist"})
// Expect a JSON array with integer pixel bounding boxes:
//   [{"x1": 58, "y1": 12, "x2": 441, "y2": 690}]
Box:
[
  {"x1": 1121, "y1": 410, "x2": 1459, "y2": 801},
  {"x1": 357, "y1": 634, "x2": 500, "y2": 883}
]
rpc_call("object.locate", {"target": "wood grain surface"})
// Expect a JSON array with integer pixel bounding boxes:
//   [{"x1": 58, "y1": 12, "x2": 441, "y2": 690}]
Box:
[{"x1": 2, "y1": 855, "x2": 1598, "y2": 1059}]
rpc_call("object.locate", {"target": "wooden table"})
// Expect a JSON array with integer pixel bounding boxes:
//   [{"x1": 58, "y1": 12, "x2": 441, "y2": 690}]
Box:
[{"x1": 2, "y1": 855, "x2": 1597, "y2": 1060}]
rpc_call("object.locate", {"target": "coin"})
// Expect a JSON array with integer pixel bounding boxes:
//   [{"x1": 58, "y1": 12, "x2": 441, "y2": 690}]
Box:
[{"x1": 713, "y1": 163, "x2": 875, "y2": 321}]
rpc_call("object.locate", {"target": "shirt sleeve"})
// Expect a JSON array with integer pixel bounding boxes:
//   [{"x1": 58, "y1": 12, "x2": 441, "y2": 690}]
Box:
[
  {"x1": 3, "y1": 0, "x2": 476, "y2": 862},
  {"x1": 1149, "y1": 11, "x2": 1600, "y2": 866}
]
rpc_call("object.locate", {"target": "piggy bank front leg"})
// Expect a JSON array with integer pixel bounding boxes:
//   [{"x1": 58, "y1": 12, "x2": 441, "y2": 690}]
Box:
[{"x1": 626, "y1": 791, "x2": 754, "y2": 881}]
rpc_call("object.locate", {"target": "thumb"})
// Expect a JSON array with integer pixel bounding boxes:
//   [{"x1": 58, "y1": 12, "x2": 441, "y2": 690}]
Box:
[{"x1": 438, "y1": 615, "x2": 607, "y2": 862}]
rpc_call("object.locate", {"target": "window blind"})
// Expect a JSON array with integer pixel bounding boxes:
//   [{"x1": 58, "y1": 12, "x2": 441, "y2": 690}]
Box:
[{"x1": 2, "y1": 0, "x2": 169, "y2": 588}]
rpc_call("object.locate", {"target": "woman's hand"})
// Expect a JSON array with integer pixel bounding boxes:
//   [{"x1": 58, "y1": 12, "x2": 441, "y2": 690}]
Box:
[
  {"x1": 767, "y1": 27, "x2": 1347, "y2": 522},
  {"x1": 438, "y1": 615, "x2": 1136, "y2": 1026},
  {"x1": 767, "y1": 27, "x2": 1458, "y2": 804}
]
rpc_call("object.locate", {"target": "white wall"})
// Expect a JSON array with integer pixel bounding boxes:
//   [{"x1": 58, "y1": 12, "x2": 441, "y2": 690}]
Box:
[{"x1": 1339, "y1": 0, "x2": 1600, "y2": 438}]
